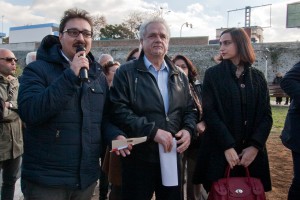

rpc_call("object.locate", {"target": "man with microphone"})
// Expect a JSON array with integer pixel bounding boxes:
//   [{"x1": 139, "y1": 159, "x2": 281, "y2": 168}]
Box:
[{"x1": 18, "y1": 8, "x2": 121, "y2": 200}]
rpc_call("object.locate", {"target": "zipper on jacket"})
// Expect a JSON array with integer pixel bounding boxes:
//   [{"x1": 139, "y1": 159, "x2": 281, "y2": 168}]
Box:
[
  {"x1": 55, "y1": 130, "x2": 60, "y2": 139},
  {"x1": 134, "y1": 77, "x2": 138, "y2": 102}
]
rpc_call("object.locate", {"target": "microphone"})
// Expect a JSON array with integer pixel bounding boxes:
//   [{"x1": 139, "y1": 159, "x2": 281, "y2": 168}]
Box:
[{"x1": 76, "y1": 45, "x2": 88, "y2": 82}]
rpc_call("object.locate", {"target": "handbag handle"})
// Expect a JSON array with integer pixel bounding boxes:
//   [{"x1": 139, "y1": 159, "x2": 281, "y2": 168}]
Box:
[
  {"x1": 225, "y1": 165, "x2": 251, "y2": 183},
  {"x1": 224, "y1": 165, "x2": 264, "y2": 194}
]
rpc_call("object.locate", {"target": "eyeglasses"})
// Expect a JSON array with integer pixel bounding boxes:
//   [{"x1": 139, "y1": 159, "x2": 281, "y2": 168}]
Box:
[
  {"x1": 0, "y1": 57, "x2": 18, "y2": 63},
  {"x1": 63, "y1": 28, "x2": 93, "y2": 38}
]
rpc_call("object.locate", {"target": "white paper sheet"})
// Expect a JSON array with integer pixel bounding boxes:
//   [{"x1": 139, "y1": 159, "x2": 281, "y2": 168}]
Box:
[
  {"x1": 158, "y1": 138, "x2": 178, "y2": 186},
  {"x1": 111, "y1": 136, "x2": 147, "y2": 150}
]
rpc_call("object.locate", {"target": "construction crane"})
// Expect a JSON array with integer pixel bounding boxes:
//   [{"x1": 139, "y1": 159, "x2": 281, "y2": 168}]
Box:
[{"x1": 227, "y1": 4, "x2": 272, "y2": 28}]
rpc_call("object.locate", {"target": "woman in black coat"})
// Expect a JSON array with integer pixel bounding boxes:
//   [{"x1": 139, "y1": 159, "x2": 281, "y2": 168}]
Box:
[
  {"x1": 194, "y1": 28, "x2": 273, "y2": 193},
  {"x1": 280, "y1": 61, "x2": 300, "y2": 200},
  {"x1": 172, "y1": 54, "x2": 207, "y2": 200}
]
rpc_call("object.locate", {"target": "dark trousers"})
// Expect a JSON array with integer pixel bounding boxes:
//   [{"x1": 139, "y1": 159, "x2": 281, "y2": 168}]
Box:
[
  {"x1": 0, "y1": 156, "x2": 21, "y2": 200},
  {"x1": 288, "y1": 151, "x2": 300, "y2": 200},
  {"x1": 99, "y1": 166, "x2": 109, "y2": 200},
  {"x1": 121, "y1": 156, "x2": 181, "y2": 200},
  {"x1": 23, "y1": 180, "x2": 96, "y2": 200}
]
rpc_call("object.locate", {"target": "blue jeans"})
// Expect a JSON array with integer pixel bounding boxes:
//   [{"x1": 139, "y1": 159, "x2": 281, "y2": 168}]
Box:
[
  {"x1": 288, "y1": 151, "x2": 300, "y2": 200},
  {"x1": 0, "y1": 156, "x2": 21, "y2": 200}
]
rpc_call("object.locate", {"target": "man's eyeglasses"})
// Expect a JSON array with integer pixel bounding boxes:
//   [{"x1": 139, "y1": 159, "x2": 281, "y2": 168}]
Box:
[
  {"x1": 63, "y1": 28, "x2": 93, "y2": 38},
  {"x1": 0, "y1": 57, "x2": 18, "y2": 63}
]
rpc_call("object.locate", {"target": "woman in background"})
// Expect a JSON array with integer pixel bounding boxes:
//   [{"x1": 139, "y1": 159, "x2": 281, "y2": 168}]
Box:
[
  {"x1": 172, "y1": 54, "x2": 207, "y2": 200},
  {"x1": 194, "y1": 28, "x2": 272, "y2": 194}
]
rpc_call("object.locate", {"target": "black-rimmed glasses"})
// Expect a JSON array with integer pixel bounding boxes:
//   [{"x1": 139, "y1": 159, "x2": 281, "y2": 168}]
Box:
[
  {"x1": 0, "y1": 57, "x2": 18, "y2": 63},
  {"x1": 63, "y1": 28, "x2": 93, "y2": 38}
]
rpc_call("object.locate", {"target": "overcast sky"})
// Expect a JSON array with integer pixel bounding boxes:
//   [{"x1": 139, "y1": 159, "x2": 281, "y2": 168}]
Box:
[{"x1": 0, "y1": 0, "x2": 299, "y2": 42}]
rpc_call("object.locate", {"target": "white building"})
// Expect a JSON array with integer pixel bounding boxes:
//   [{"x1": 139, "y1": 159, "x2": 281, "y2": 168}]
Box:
[{"x1": 9, "y1": 23, "x2": 59, "y2": 43}]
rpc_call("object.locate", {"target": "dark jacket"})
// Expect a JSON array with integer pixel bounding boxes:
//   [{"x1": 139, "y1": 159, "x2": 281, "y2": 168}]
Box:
[
  {"x1": 280, "y1": 61, "x2": 300, "y2": 153},
  {"x1": 18, "y1": 35, "x2": 120, "y2": 189},
  {"x1": 194, "y1": 60, "x2": 272, "y2": 191},
  {"x1": 0, "y1": 75, "x2": 23, "y2": 161},
  {"x1": 109, "y1": 51, "x2": 197, "y2": 163}
]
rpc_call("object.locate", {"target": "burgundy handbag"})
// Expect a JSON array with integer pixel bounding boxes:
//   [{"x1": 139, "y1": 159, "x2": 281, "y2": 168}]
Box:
[{"x1": 208, "y1": 166, "x2": 266, "y2": 200}]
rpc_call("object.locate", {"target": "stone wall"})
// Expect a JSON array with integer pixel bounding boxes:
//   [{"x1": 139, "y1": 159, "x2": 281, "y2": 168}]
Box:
[{"x1": 1, "y1": 37, "x2": 300, "y2": 82}]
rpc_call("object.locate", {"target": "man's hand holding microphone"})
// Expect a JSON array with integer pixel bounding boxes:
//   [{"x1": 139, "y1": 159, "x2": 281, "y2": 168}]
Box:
[{"x1": 70, "y1": 44, "x2": 89, "y2": 81}]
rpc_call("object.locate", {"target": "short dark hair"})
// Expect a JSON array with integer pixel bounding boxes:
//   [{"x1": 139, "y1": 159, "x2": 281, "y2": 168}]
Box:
[
  {"x1": 217, "y1": 28, "x2": 256, "y2": 65},
  {"x1": 172, "y1": 54, "x2": 198, "y2": 82},
  {"x1": 59, "y1": 8, "x2": 93, "y2": 34}
]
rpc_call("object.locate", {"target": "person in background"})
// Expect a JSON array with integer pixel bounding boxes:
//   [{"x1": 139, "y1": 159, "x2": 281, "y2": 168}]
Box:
[
  {"x1": 0, "y1": 48, "x2": 23, "y2": 200},
  {"x1": 25, "y1": 51, "x2": 36, "y2": 66},
  {"x1": 194, "y1": 28, "x2": 272, "y2": 194},
  {"x1": 18, "y1": 8, "x2": 121, "y2": 200},
  {"x1": 172, "y1": 54, "x2": 207, "y2": 200},
  {"x1": 272, "y1": 72, "x2": 283, "y2": 105},
  {"x1": 125, "y1": 47, "x2": 140, "y2": 62},
  {"x1": 102, "y1": 61, "x2": 120, "y2": 87},
  {"x1": 109, "y1": 17, "x2": 197, "y2": 200},
  {"x1": 97, "y1": 53, "x2": 114, "y2": 200},
  {"x1": 101, "y1": 60, "x2": 121, "y2": 200},
  {"x1": 280, "y1": 61, "x2": 300, "y2": 200},
  {"x1": 98, "y1": 54, "x2": 113, "y2": 67}
]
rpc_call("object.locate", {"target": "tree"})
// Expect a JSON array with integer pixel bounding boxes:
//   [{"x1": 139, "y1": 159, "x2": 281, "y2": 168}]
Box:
[
  {"x1": 100, "y1": 24, "x2": 135, "y2": 39},
  {"x1": 91, "y1": 14, "x2": 107, "y2": 40},
  {"x1": 2, "y1": 37, "x2": 9, "y2": 44},
  {"x1": 123, "y1": 11, "x2": 145, "y2": 38}
]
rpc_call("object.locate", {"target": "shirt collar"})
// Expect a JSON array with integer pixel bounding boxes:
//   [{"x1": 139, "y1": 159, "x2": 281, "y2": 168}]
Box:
[
  {"x1": 143, "y1": 55, "x2": 169, "y2": 72},
  {"x1": 60, "y1": 50, "x2": 71, "y2": 63}
]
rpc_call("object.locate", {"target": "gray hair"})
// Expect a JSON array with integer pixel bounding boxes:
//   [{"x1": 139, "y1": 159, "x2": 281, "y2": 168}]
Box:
[
  {"x1": 98, "y1": 54, "x2": 114, "y2": 66},
  {"x1": 139, "y1": 17, "x2": 170, "y2": 40},
  {"x1": 26, "y1": 51, "x2": 37, "y2": 65}
]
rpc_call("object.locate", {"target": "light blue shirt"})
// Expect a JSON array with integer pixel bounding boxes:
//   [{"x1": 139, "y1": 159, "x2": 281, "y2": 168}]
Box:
[{"x1": 144, "y1": 55, "x2": 169, "y2": 114}]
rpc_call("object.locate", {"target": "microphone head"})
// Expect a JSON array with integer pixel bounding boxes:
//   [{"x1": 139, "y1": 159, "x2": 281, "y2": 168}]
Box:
[{"x1": 76, "y1": 45, "x2": 86, "y2": 53}]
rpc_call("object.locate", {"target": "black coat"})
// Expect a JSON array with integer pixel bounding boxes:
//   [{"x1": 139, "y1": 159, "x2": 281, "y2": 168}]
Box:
[
  {"x1": 194, "y1": 60, "x2": 272, "y2": 192},
  {"x1": 109, "y1": 51, "x2": 197, "y2": 163},
  {"x1": 280, "y1": 61, "x2": 300, "y2": 153}
]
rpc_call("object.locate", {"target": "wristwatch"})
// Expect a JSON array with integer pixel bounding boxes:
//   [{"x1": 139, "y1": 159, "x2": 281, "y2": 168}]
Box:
[{"x1": 9, "y1": 102, "x2": 13, "y2": 108}]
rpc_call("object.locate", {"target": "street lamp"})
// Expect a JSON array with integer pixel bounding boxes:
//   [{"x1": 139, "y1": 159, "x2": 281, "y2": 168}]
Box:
[
  {"x1": 159, "y1": 7, "x2": 171, "y2": 18},
  {"x1": 180, "y1": 22, "x2": 192, "y2": 37},
  {"x1": 264, "y1": 48, "x2": 270, "y2": 80}
]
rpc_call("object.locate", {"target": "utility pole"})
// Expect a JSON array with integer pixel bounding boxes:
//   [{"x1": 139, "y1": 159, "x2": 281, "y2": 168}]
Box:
[{"x1": 1, "y1": 15, "x2": 3, "y2": 33}]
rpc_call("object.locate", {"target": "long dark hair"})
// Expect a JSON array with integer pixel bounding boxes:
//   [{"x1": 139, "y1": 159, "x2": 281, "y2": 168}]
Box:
[
  {"x1": 217, "y1": 28, "x2": 256, "y2": 65},
  {"x1": 172, "y1": 54, "x2": 198, "y2": 82}
]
